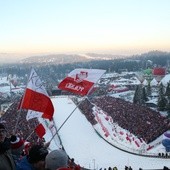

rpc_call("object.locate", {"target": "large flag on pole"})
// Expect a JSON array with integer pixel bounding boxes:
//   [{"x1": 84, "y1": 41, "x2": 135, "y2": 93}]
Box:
[
  {"x1": 58, "y1": 68, "x2": 106, "y2": 96},
  {"x1": 19, "y1": 68, "x2": 54, "y2": 121}
]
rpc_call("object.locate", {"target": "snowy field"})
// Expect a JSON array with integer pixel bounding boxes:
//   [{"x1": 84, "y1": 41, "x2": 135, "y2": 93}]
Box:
[{"x1": 44, "y1": 96, "x2": 170, "y2": 170}]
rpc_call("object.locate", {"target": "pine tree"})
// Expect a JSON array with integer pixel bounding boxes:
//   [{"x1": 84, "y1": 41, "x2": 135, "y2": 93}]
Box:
[
  {"x1": 157, "y1": 83, "x2": 167, "y2": 111},
  {"x1": 166, "y1": 102, "x2": 170, "y2": 117},
  {"x1": 133, "y1": 84, "x2": 143, "y2": 104},
  {"x1": 165, "y1": 82, "x2": 170, "y2": 99},
  {"x1": 146, "y1": 82, "x2": 152, "y2": 97},
  {"x1": 133, "y1": 85, "x2": 139, "y2": 104},
  {"x1": 142, "y1": 87, "x2": 148, "y2": 102},
  {"x1": 165, "y1": 82, "x2": 170, "y2": 116}
]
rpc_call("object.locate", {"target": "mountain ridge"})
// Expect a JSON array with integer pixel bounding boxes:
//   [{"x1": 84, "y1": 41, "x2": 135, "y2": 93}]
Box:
[{"x1": 0, "y1": 50, "x2": 169, "y2": 65}]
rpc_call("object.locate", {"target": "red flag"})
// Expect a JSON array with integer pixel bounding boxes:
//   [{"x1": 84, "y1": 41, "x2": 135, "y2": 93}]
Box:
[
  {"x1": 20, "y1": 68, "x2": 54, "y2": 120},
  {"x1": 35, "y1": 123, "x2": 46, "y2": 138},
  {"x1": 58, "y1": 69, "x2": 106, "y2": 96}
]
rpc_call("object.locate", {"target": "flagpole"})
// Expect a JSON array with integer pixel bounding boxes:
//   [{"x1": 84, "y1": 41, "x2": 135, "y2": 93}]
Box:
[
  {"x1": 51, "y1": 118, "x2": 63, "y2": 147},
  {"x1": 48, "y1": 69, "x2": 106, "y2": 143},
  {"x1": 25, "y1": 130, "x2": 34, "y2": 141},
  {"x1": 14, "y1": 68, "x2": 33, "y2": 133},
  {"x1": 49, "y1": 76, "x2": 101, "y2": 143}
]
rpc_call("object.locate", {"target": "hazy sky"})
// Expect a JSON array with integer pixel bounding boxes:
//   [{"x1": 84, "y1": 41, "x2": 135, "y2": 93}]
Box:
[{"x1": 0, "y1": 0, "x2": 170, "y2": 57}]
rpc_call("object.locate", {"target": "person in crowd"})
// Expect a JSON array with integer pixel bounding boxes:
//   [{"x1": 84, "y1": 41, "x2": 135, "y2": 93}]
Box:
[
  {"x1": 0, "y1": 123, "x2": 16, "y2": 170},
  {"x1": 125, "y1": 166, "x2": 129, "y2": 170},
  {"x1": 68, "y1": 158, "x2": 75, "y2": 169},
  {"x1": 128, "y1": 166, "x2": 133, "y2": 170},
  {"x1": 45, "y1": 149, "x2": 69, "y2": 170},
  {"x1": 68, "y1": 157, "x2": 81, "y2": 170},
  {"x1": 23, "y1": 141, "x2": 31, "y2": 156},
  {"x1": 163, "y1": 166, "x2": 170, "y2": 170},
  {"x1": 16, "y1": 144, "x2": 48, "y2": 170},
  {"x1": 10, "y1": 135, "x2": 25, "y2": 164}
]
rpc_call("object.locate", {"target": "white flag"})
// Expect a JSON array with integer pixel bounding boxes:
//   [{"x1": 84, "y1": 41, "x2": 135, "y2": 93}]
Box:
[{"x1": 26, "y1": 110, "x2": 43, "y2": 121}]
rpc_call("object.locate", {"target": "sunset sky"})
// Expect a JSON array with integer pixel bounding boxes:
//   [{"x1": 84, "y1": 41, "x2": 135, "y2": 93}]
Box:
[{"x1": 0, "y1": 0, "x2": 170, "y2": 57}]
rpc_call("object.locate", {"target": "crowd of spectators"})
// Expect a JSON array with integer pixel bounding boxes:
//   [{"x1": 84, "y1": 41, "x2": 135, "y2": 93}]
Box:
[
  {"x1": 78, "y1": 98, "x2": 97, "y2": 125},
  {"x1": 89, "y1": 96, "x2": 170, "y2": 144},
  {"x1": 77, "y1": 95, "x2": 170, "y2": 144},
  {"x1": 0, "y1": 95, "x2": 170, "y2": 169},
  {"x1": 0, "y1": 97, "x2": 82, "y2": 170},
  {"x1": 0, "y1": 97, "x2": 43, "y2": 144}
]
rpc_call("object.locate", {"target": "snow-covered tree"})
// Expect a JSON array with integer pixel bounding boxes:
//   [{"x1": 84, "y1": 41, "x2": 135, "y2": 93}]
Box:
[
  {"x1": 146, "y1": 82, "x2": 152, "y2": 97},
  {"x1": 157, "y1": 82, "x2": 167, "y2": 111},
  {"x1": 133, "y1": 84, "x2": 145, "y2": 104},
  {"x1": 165, "y1": 82, "x2": 170, "y2": 115},
  {"x1": 142, "y1": 86, "x2": 148, "y2": 102}
]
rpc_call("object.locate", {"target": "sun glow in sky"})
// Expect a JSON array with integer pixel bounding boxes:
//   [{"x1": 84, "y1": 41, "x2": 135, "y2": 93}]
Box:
[{"x1": 0, "y1": 0, "x2": 170, "y2": 57}]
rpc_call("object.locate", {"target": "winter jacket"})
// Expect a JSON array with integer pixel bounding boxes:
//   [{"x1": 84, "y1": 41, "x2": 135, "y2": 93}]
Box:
[
  {"x1": 16, "y1": 156, "x2": 36, "y2": 170},
  {"x1": 0, "y1": 138, "x2": 16, "y2": 170}
]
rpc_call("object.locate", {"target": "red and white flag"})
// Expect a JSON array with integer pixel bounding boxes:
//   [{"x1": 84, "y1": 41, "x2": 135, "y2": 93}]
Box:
[
  {"x1": 19, "y1": 68, "x2": 54, "y2": 121},
  {"x1": 35, "y1": 123, "x2": 46, "y2": 138},
  {"x1": 58, "y1": 68, "x2": 106, "y2": 96}
]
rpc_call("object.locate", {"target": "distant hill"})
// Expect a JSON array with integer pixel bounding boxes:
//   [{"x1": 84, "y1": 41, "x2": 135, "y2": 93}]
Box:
[
  {"x1": 19, "y1": 54, "x2": 89, "y2": 65},
  {"x1": 17, "y1": 50, "x2": 170, "y2": 66},
  {"x1": 133, "y1": 50, "x2": 170, "y2": 67},
  {"x1": 0, "y1": 50, "x2": 170, "y2": 67},
  {"x1": 18, "y1": 53, "x2": 125, "y2": 65}
]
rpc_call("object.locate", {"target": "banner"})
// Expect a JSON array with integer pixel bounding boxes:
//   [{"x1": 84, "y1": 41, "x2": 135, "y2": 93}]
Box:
[{"x1": 58, "y1": 68, "x2": 106, "y2": 96}]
